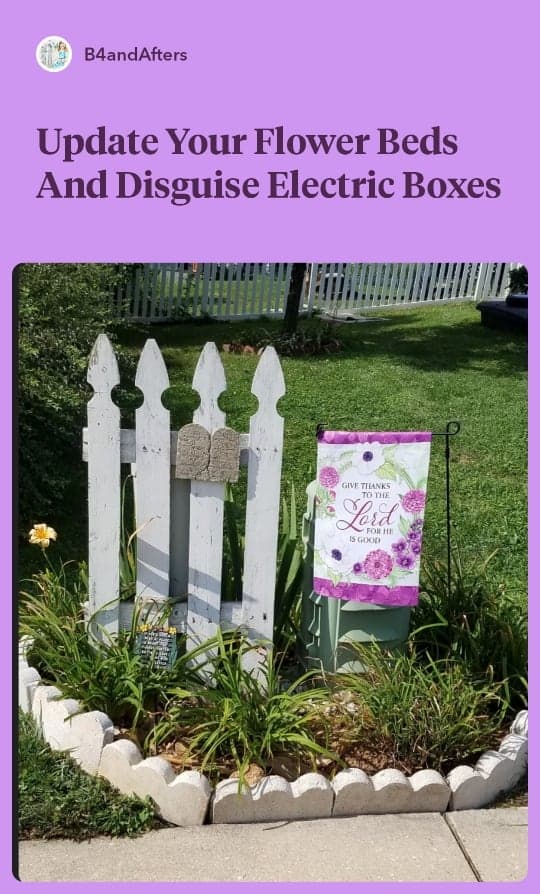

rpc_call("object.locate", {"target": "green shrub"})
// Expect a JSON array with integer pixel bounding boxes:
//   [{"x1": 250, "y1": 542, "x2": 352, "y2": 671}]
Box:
[
  {"x1": 18, "y1": 710, "x2": 156, "y2": 839},
  {"x1": 413, "y1": 550, "x2": 527, "y2": 710},
  {"x1": 150, "y1": 630, "x2": 336, "y2": 780},
  {"x1": 338, "y1": 645, "x2": 505, "y2": 771},
  {"x1": 17, "y1": 263, "x2": 134, "y2": 528},
  {"x1": 20, "y1": 563, "x2": 192, "y2": 729},
  {"x1": 508, "y1": 265, "x2": 528, "y2": 295}
]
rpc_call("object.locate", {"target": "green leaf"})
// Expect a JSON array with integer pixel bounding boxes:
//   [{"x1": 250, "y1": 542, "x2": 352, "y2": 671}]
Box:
[
  {"x1": 398, "y1": 515, "x2": 409, "y2": 535},
  {"x1": 376, "y1": 461, "x2": 397, "y2": 480}
]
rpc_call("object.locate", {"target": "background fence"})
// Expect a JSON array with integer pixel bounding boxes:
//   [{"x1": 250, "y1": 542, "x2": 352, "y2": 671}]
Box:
[
  {"x1": 112, "y1": 262, "x2": 518, "y2": 323},
  {"x1": 83, "y1": 335, "x2": 285, "y2": 672}
]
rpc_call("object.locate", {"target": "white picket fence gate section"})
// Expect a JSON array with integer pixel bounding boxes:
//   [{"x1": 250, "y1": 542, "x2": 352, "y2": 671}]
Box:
[
  {"x1": 112, "y1": 262, "x2": 517, "y2": 322},
  {"x1": 83, "y1": 335, "x2": 285, "y2": 670}
]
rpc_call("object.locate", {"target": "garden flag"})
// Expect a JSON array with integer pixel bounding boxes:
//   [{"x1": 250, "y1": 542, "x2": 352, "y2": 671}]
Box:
[{"x1": 313, "y1": 431, "x2": 432, "y2": 606}]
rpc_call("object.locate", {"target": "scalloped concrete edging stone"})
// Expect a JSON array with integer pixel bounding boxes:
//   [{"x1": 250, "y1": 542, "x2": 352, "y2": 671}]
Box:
[
  {"x1": 212, "y1": 772, "x2": 333, "y2": 824},
  {"x1": 99, "y1": 739, "x2": 211, "y2": 826},
  {"x1": 18, "y1": 648, "x2": 528, "y2": 826}
]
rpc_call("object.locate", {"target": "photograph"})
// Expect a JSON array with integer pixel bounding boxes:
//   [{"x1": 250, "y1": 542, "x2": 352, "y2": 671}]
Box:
[{"x1": 16, "y1": 260, "x2": 528, "y2": 882}]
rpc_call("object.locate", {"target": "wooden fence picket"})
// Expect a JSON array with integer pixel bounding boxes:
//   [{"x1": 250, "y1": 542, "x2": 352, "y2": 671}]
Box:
[
  {"x1": 86, "y1": 335, "x2": 121, "y2": 635},
  {"x1": 241, "y1": 347, "x2": 286, "y2": 674},
  {"x1": 134, "y1": 339, "x2": 171, "y2": 606},
  {"x1": 186, "y1": 342, "x2": 227, "y2": 652}
]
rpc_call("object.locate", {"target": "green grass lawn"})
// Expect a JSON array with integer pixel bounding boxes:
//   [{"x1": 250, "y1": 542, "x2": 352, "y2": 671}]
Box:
[
  {"x1": 18, "y1": 711, "x2": 158, "y2": 840},
  {"x1": 20, "y1": 302, "x2": 526, "y2": 605},
  {"x1": 114, "y1": 303, "x2": 526, "y2": 605}
]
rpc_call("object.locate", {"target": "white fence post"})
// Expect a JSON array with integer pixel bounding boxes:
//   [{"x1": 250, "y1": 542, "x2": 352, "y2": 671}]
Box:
[
  {"x1": 186, "y1": 343, "x2": 227, "y2": 651},
  {"x1": 241, "y1": 347, "x2": 286, "y2": 674},
  {"x1": 86, "y1": 335, "x2": 121, "y2": 636},
  {"x1": 134, "y1": 340, "x2": 171, "y2": 608}
]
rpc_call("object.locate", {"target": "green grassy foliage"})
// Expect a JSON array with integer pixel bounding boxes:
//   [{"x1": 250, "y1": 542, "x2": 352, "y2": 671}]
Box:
[
  {"x1": 337, "y1": 644, "x2": 505, "y2": 771},
  {"x1": 149, "y1": 630, "x2": 335, "y2": 780},
  {"x1": 18, "y1": 711, "x2": 157, "y2": 840},
  {"x1": 20, "y1": 564, "x2": 192, "y2": 728},
  {"x1": 222, "y1": 484, "x2": 304, "y2": 651},
  {"x1": 412, "y1": 549, "x2": 527, "y2": 709}
]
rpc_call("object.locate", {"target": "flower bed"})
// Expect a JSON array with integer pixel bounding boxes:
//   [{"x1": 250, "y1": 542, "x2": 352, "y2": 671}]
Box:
[{"x1": 19, "y1": 640, "x2": 528, "y2": 827}]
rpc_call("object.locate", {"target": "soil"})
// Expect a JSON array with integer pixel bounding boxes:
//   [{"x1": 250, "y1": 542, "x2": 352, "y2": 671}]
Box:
[{"x1": 115, "y1": 701, "x2": 513, "y2": 786}]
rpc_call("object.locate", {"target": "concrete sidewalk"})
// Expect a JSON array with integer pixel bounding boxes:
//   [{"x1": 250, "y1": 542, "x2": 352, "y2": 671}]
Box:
[{"x1": 17, "y1": 808, "x2": 528, "y2": 883}]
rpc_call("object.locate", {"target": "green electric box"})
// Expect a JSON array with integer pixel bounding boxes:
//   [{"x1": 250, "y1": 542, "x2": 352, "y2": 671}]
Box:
[{"x1": 300, "y1": 481, "x2": 411, "y2": 672}]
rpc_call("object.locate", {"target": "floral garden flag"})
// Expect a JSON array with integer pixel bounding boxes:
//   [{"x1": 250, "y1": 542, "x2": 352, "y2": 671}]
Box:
[{"x1": 314, "y1": 431, "x2": 432, "y2": 606}]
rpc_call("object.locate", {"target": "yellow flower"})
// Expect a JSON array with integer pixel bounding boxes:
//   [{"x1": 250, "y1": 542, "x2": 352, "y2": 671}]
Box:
[
  {"x1": 28, "y1": 523, "x2": 57, "y2": 548},
  {"x1": 168, "y1": 627, "x2": 177, "y2": 635}
]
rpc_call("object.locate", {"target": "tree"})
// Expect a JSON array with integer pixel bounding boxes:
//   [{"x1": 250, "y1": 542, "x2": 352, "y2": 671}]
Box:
[{"x1": 282, "y1": 263, "x2": 308, "y2": 334}]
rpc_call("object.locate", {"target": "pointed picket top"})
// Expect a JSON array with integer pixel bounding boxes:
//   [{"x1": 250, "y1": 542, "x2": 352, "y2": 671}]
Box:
[
  {"x1": 251, "y1": 346, "x2": 285, "y2": 411},
  {"x1": 87, "y1": 334, "x2": 120, "y2": 395},
  {"x1": 135, "y1": 339, "x2": 170, "y2": 409},
  {"x1": 192, "y1": 342, "x2": 226, "y2": 430}
]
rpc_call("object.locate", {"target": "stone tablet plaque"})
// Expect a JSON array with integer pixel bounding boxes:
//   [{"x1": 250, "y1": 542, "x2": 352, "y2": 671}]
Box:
[
  {"x1": 175, "y1": 424, "x2": 240, "y2": 482},
  {"x1": 134, "y1": 626, "x2": 178, "y2": 670},
  {"x1": 209, "y1": 427, "x2": 240, "y2": 482},
  {"x1": 175, "y1": 423, "x2": 211, "y2": 479}
]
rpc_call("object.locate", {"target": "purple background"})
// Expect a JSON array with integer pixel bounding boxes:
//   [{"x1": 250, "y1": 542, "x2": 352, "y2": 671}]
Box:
[{"x1": 2, "y1": 0, "x2": 534, "y2": 891}]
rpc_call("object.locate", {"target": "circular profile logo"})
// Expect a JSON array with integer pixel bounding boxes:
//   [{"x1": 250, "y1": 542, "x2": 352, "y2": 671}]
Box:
[{"x1": 36, "y1": 36, "x2": 72, "y2": 72}]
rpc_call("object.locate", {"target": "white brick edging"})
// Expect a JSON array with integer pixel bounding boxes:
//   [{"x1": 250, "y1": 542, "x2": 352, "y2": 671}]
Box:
[
  {"x1": 99, "y1": 740, "x2": 211, "y2": 826},
  {"x1": 18, "y1": 648, "x2": 528, "y2": 826},
  {"x1": 446, "y1": 714, "x2": 528, "y2": 810},
  {"x1": 212, "y1": 772, "x2": 333, "y2": 824}
]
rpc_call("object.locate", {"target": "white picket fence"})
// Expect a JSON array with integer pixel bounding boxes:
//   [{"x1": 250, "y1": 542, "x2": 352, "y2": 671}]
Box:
[
  {"x1": 304, "y1": 261, "x2": 517, "y2": 314},
  {"x1": 83, "y1": 335, "x2": 285, "y2": 670},
  {"x1": 112, "y1": 262, "x2": 517, "y2": 322},
  {"x1": 112, "y1": 263, "x2": 293, "y2": 322}
]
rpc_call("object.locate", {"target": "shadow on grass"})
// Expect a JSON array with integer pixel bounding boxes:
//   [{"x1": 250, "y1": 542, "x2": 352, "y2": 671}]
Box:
[
  {"x1": 336, "y1": 315, "x2": 526, "y2": 377},
  {"x1": 117, "y1": 308, "x2": 526, "y2": 379}
]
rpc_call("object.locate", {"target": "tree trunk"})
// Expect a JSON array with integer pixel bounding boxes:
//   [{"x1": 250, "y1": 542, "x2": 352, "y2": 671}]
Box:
[{"x1": 282, "y1": 263, "x2": 307, "y2": 334}]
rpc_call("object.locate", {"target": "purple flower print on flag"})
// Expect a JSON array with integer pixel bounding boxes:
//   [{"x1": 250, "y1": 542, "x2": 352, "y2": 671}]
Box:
[
  {"x1": 363, "y1": 549, "x2": 393, "y2": 580},
  {"x1": 316, "y1": 580, "x2": 334, "y2": 598},
  {"x1": 319, "y1": 466, "x2": 340, "y2": 488},
  {"x1": 401, "y1": 489, "x2": 426, "y2": 514},
  {"x1": 407, "y1": 529, "x2": 422, "y2": 542},
  {"x1": 314, "y1": 432, "x2": 431, "y2": 607},
  {"x1": 352, "y1": 443, "x2": 385, "y2": 475},
  {"x1": 396, "y1": 553, "x2": 416, "y2": 570}
]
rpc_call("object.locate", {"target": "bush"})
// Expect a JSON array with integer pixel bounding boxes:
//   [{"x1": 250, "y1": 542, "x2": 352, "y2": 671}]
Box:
[
  {"x1": 412, "y1": 550, "x2": 527, "y2": 710},
  {"x1": 337, "y1": 645, "x2": 505, "y2": 771},
  {"x1": 508, "y1": 265, "x2": 528, "y2": 295},
  {"x1": 150, "y1": 630, "x2": 336, "y2": 780},
  {"x1": 17, "y1": 263, "x2": 134, "y2": 528},
  {"x1": 20, "y1": 562, "x2": 192, "y2": 729},
  {"x1": 223, "y1": 320, "x2": 343, "y2": 356}
]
